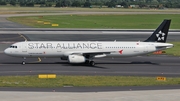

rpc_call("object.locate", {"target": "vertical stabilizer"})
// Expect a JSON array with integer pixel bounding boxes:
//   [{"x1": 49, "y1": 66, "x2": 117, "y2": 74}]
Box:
[{"x1": 144, "y1": 19, "x2": 171, "y2": 43}]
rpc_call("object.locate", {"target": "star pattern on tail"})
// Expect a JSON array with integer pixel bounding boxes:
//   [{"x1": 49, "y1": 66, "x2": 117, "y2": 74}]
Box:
[{"x1": 156, "y1": 31, "x2": 165, "y2": 41}]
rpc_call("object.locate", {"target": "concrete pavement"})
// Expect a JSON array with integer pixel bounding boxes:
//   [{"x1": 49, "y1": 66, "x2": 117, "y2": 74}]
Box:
[{"x1": 0, "y1": 89, "x2": 180, "y2": 101}]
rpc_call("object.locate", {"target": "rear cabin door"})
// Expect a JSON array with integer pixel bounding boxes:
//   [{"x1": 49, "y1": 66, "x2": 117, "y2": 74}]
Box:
[{"x1": 144, "y1": 46, "x2": 148, "y2": 52}]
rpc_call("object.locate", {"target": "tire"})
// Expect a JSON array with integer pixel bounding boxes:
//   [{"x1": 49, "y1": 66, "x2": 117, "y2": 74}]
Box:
[
  {"x1": 22, "y1": 61, "x2": 26, "y2": 65},
  {"x1": 89, "y1": 61, "x2": 95, "y2": 66}
]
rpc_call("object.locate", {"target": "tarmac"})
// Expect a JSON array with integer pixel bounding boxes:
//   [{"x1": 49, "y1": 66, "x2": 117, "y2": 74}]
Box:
[{"x1": 1, "y1": 89, "x2": 180, "y2": 101}]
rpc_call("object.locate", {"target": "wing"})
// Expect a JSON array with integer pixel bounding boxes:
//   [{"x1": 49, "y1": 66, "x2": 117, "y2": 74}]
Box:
[{"x1": 64, "y1": 50, "x2": 114, "y2": 58}]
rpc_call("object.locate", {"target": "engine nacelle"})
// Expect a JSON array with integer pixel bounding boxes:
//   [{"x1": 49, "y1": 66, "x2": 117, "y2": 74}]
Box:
[
  {"x1": 68, "y1": 55, "x2": 86, "y2": 63},
  {"x1": 94, "y1": 54, "x2": 106, "y2": 58}
]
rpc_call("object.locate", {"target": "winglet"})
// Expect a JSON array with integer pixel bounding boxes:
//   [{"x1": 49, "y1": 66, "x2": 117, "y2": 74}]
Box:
[{"x1": 144, "y1": 19, "x2": 171, "y2": 43}]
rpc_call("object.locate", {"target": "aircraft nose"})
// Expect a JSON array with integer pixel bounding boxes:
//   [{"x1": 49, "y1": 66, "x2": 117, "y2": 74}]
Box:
[{"x1": 4, "y1": 48, "x2": 10, "y2": 55}]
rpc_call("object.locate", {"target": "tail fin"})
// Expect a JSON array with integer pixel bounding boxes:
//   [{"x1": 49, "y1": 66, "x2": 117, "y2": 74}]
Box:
[{"x1": 144, "y1": 19, "x2": 171, "y2": 43}]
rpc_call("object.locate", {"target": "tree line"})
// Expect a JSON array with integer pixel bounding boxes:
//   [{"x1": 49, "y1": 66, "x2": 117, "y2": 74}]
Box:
[{"x1": 0, "y1": 0, "x2": 180, "y2": 8}]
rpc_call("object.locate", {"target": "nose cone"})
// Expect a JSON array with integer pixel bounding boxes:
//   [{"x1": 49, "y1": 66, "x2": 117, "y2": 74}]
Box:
[{"x1": 4, "y1": 48, "x2": 10, "y2": 55}]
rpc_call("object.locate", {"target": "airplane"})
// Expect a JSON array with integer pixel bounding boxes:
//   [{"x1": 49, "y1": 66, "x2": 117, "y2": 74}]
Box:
[{"x1": 4, "y1": 19, "x2": 173, "y2": 66}]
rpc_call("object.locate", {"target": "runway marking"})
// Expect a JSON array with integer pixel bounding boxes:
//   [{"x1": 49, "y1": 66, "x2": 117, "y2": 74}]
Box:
[
  {"x1": 28, "y1": 57, "x2": 41, "y2": 63},
  {"x1": 18, "y1": 33, "x2": 27, "y2": 41},
  {"x1": 38, "y1": 57, "x2": 42, "y2": 62}
]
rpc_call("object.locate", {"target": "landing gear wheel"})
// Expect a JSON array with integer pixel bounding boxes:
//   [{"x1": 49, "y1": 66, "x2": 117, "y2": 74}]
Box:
[
  {"x1": 89, "y1": 61, "x2": 95, "y2": 66},
  {"x1": 22, "y1": 61, "x2": 26, "y2": 65},
  {"x1": 22, "y1": 57, "x2": 26, "y2": 65}
]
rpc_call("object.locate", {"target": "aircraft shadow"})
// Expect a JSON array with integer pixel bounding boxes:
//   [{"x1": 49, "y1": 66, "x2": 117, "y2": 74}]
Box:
[
  {"x1": 1, "y1": 61, "x2": 159, "y2": 66},
  {"x1": 55, "y1": 62, "x2": 108, "y2": 69},
  {"x1": 97, "y1": 61, "x2": 159, "y2": 65}
]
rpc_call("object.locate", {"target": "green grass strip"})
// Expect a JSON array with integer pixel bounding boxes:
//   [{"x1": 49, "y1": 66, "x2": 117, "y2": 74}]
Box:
[
  {"x1": 7, "y1": 14, "x2": 180, "y2": 29},
  {"x1": 1, "y1": 7, "x2": 180, "y2": 12},
  {"x1": 165, "y1": 42, "x2": 180, "y2": 56},
  {"x1": 0, "y1": 76, "x2": 180, "y2": 87}
]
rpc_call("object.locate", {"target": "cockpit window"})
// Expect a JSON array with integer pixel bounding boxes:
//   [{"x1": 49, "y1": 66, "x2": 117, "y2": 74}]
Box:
[{"x1": 9, "y1": 46, "x2": 17, "y2": 48}]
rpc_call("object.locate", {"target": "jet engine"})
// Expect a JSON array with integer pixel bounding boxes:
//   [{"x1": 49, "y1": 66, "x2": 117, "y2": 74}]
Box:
[{"x1": 68, "y1": 55, "x2": 86, "y2": 63}]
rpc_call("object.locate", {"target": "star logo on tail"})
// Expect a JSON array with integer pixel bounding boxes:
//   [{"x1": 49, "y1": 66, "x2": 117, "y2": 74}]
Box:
[{"x1": 156, "y1": 31, "x2": 165, "y2": 41}]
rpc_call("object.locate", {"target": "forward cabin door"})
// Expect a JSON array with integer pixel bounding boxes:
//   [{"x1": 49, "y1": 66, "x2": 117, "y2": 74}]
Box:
[{"x1": 22, "y1": 42, "x2": 27, "y2": 53}]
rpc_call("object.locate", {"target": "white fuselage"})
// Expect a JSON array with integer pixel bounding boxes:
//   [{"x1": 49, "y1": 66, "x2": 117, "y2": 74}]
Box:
[{"x1": 4, "y1": 41, "x2": 173, "y2": 58}]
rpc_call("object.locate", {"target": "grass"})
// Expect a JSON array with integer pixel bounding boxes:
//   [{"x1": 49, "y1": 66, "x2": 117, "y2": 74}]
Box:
[
  {"x1": 7, "y1": 14, "x2": 180, "y2": 29},
  {"x1": 165, "y1": 42, "x2": 180, "y2": 56},
  {"x1": 1, "y1": 7, "x2": 180, "y2": 12},
  {"x1": 0, "y1": 76, "x2": 180, "y2": 87}
]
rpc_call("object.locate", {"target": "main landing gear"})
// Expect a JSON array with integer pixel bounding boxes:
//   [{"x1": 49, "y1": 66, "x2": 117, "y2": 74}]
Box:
[
  {"x1": 89, "y1": 61, "x2": 95, "y2": 66},
  {"x1": 85, "y1": 60, "x2": 95, "y2": 66},
  {"x1": 85, "y1": 55, "x2": 95, "y2": 66}
]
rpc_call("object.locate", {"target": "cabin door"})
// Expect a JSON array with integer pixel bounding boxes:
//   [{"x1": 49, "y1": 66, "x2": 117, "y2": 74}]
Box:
[
  {"x1": 144, "y1": 46, "x2": 148, "y2": 52},
  {"x1": 22, "y1": 42, "x2": 27, "y2": 52}
]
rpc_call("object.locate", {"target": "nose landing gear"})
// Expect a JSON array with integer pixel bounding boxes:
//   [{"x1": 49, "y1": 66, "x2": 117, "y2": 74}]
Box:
[
  {"x1": 22, "y1": 61, "x2": 26, "y2": 65},
  {"x1": 22, "y1": 57, "x2": 26, "y2": 65}
]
